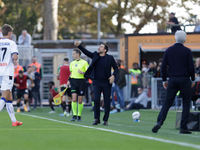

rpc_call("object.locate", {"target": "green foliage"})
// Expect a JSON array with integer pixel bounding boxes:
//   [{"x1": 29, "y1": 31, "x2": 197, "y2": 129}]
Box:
[
  {"x1": 0, "y1": 0, "x2": 199, "y2": 39},
  {"x1": 0, "y1": 0, "x2": 42, "y2": 37}
]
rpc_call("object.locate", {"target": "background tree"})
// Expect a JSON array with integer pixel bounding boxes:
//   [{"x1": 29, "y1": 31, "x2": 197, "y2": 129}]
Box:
[
  {"x1": 0, "y1": 0, "x2": 42, "y2": 38},
  {"x1": 43, "y1": 0, "x2": 59, "y2": 40},
  {"x1": 0, "y1": 0, "x2": 199, "y2": 40}
]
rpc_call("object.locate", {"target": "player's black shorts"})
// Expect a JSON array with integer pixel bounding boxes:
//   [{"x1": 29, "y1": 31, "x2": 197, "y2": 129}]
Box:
[
  {"x1": 17, "y1": 89, "x2": 28, "y2": 99},
  {"x1": 60, "y1": 87, "x2": 71, "y2": 97},
  {"x1": 70, "y1": 78, "x2": 85, "y2": 96}
]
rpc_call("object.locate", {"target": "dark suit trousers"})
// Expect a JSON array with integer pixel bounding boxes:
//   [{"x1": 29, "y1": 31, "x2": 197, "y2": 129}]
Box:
[
  {"x1": 157, "y1": 77, "x2": 192, "y2": 129},
  {"x1": 93, "y1": 80, "x2": 112, "y2": 122}
]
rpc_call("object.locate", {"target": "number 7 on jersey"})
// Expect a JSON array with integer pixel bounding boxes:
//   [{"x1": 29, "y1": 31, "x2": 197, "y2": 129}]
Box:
[{"x1": 0, "y1": 47, "x2": 7, "y2": 61}]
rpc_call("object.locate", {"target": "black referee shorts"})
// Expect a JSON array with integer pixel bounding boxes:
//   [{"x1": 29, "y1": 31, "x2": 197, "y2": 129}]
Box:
[
  {"x1": 60, "y1": 87, "x2": 72, "y2": 97},
  {"x1": 70, "y1": 78, "x2": 85, "y2": 96}
]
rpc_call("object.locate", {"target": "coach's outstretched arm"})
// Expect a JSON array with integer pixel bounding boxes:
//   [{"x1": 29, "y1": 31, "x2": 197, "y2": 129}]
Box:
[{"x1": 74, "y1": 40, "x2": 94, "y2": 58}]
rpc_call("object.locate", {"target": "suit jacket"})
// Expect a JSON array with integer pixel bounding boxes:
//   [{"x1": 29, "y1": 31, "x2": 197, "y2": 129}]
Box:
[
  {"x1": 161, "y1": 43, "x2": 195, "y2": 82},
  {"x1": 78, "y1": 45, "x2": 118, "y2": 80}
]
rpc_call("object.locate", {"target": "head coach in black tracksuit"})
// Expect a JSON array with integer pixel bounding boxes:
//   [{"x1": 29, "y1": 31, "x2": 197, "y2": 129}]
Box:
[
  {"x1": 152, "y1": 30, "x2": 195, "y2": 134},
  {"x1": 74, "y1": 40, "x2": 118, "y2": 126}
]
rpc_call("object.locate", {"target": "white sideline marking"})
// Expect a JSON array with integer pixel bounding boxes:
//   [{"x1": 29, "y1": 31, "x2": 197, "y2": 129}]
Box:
[{"x1": 21, "y1": 113, "x2": 200, "y2": 149}]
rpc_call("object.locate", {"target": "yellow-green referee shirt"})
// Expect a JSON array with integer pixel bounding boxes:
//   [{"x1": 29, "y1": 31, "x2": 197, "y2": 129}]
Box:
[{"x1": 70, "y1": 59, "x2": 89, "y2": 79}]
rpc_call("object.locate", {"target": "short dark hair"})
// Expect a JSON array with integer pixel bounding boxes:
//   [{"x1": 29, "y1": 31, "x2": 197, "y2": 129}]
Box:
[
  {"x1": 2, "y1": 24, "x2": 13, "y2": 36},
  {"x1": 19, "y1": 70, "x2": 24, "y2": 74},
  {"x1": 133, "y1": 62, "x2": 138, "y2": 67},
  {"x1": 117, "y1": 61, "x2": 121, "y2": 67},
  {"x1": 101, "y1": 43, "x2": 109, "y2": 53},
  {"x1": 27, "y1": 66, "x2": 32, "y2": 69},
  {"x1": 64, "y1": 58, "x2": 69, "y2": 62},
  {"x1": 49, "y1": 81, "x2": 55, "y2": 85},
  {"x1": 73, "y1": 49, "x2": 81, "y2": 56},
  {"x1": 137, "y1": 86, "x2": 144, "y2": 90},
  {"x1": 170, "y1": 12, "x2": 175, "y2": 15}
]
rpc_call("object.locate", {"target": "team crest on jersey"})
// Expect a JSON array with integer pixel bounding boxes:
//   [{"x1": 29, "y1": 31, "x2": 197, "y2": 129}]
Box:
[{"x1": 75, "y1": 64, "x2": 78, "y2": 67}]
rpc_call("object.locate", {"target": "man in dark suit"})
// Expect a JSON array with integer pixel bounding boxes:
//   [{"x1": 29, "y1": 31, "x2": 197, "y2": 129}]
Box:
[
  {"x1": 74, "y1": 40, "x2": 118, "y2": 126},
  {"x1": 152, "y1": 30, "x2": 195, "y2": 134}
]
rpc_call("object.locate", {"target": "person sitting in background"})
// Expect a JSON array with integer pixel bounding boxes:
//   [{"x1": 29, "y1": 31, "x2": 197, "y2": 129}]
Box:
[
  {"x1": 18, "y1": 30, "x2": 32, "y2": 45},
  {"x1": 166, "y1": 12, "x2": 181, "y2": 33},
  {"x1": 48, "y1": 81, "x2": 59, "y2": 113},
  {"x1": 125, "y1": 87, "x2": 148, "y2": 110}
]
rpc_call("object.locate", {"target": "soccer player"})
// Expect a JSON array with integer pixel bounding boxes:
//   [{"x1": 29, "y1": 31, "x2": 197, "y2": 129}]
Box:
[
  {"x1": 0, "y1": 24, "x2": 22, "y2": 126},
  {"x1": 48, "y1": 81, "x2": 59, "y2": 113},
  {"x1": 69, "y1": 49, "x2": 89, "y2": 122},
  {"x1": 57, "y1": 58, "x2": 72, "y2": 116},
  {"x1": 14, "y1": 70, "x2": 34, "y2": 113}
]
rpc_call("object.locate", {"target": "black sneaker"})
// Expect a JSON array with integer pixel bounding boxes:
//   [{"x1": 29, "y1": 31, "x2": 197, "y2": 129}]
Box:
[
  {"x1": 71, "y1": 115, "x2": 77, "y2": 121},
  {"x1": 77, "y1": 116, "x2": 81, "y2": 122},
  {"x1": 103, "y1": 121, "x2": 108, "y2": 126},
  {"x1": 180, "y1": 128, "x2": 192, "y2": 134},
  {"x1": 92, "y1": 119, "x2": 101, "y2": 125},
  {"x1": 152, "y1": 122, "x2": 162, "y2": 133}
]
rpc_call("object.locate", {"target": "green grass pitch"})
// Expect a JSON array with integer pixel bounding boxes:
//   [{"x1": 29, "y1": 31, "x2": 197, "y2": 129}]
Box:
[{"x1": 0, "y1": 107, "x2": 199, "y2": 150}]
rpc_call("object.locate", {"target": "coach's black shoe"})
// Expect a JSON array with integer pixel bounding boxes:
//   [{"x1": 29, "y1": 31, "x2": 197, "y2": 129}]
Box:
[
  {"x1": 103, "y1": 121, "x2": 108, "y2": 126},
  {"x1": 180, "y1": 128, "x2": 192, "y2": 134},
  {"x1": 71, "y1": 115, "x2": 77, "y2": 121},
  {"x1": 92, "y1": 119, "x2": 101, "y2": 125},
  {"x1": 152, "y1": 122, "x2": 162, "y2": 133},
  {"x1": 77, "y1": 116, "x2": 82, "y2": 122}
]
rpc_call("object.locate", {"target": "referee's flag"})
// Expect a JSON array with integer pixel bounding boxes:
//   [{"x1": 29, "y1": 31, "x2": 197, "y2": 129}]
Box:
[{"x1": 53, "y1": 87, "x2": 68, "y2": 105}]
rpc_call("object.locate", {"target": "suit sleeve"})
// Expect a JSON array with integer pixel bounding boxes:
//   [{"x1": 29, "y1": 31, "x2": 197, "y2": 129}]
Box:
[
  {"x1": 78, "y1": 45, "x2": 94, "y2": 58},
  {"x1": 111, "y1": 56, "x2": 118, "y2": 77},
  {"x1": 161, "y1": 50, "x2": 168, "y2": 82}
]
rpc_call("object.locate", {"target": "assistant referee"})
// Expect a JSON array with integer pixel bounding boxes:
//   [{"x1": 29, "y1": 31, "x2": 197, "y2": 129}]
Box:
[{"x1": 69, "y1": 49, "x2": 89, "y2": 122}]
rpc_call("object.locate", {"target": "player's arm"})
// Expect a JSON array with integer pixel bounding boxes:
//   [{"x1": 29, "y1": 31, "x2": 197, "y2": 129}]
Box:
[
  {"x1": 27, "y1": 76, "x2": 35, "y2": 87},
  {"x1": 57, "y1": 66, "x2": 61, "y2": 80},
  {"x1": 13, "y1": 77, "x2": 19, "y2": 87}
]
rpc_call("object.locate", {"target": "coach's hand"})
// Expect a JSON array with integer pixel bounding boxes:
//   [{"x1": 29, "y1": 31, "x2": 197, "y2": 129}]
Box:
[
  {"x1": 74, "y1": 40, "x2": 81, "y2": 47},
  {"x1": 191, "y1": 82, "x2": 195, "y2": 88},
  {"x1": 163, "y1": 81, "x2": 168, "y2": 89},
  {"x1": 109, "y1": 75, "x2": 115, "y2": 84}
]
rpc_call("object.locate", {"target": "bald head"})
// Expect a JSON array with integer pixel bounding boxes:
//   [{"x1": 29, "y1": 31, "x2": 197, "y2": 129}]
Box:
[{"x1": 175, "y1": 30, "x2": 187, "y2": 44}]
